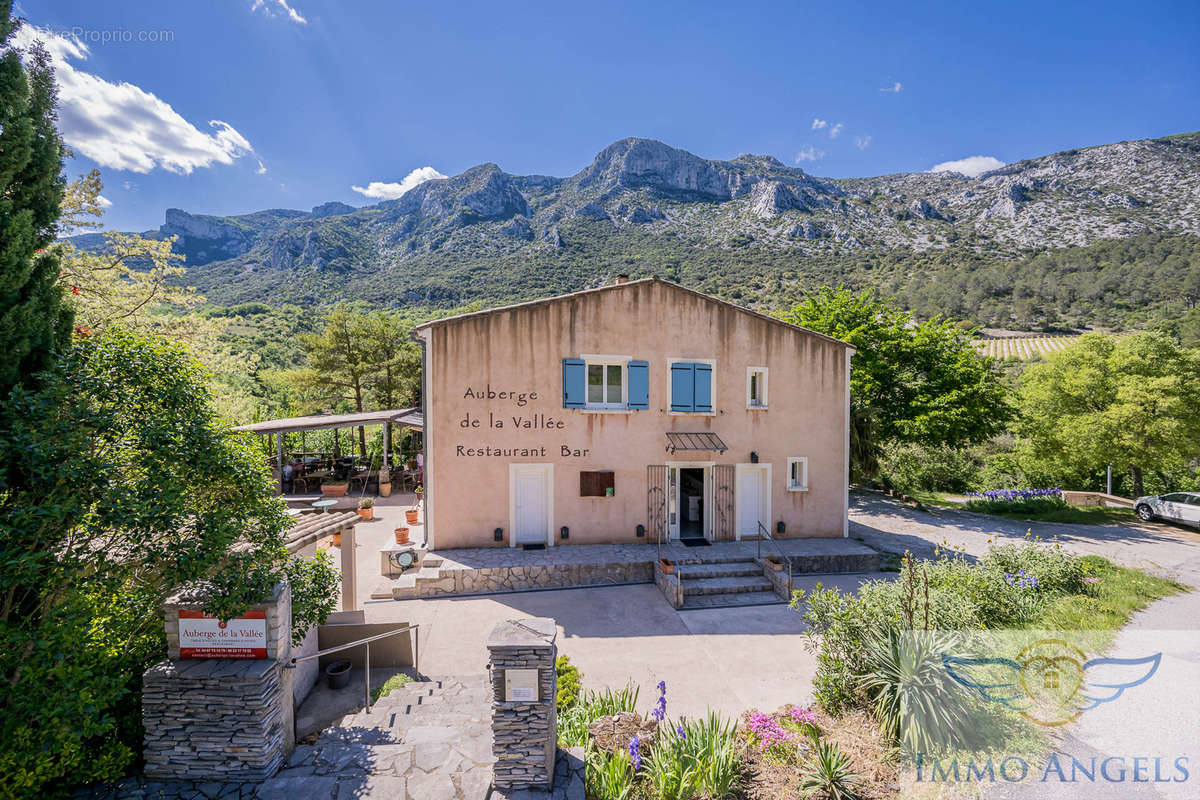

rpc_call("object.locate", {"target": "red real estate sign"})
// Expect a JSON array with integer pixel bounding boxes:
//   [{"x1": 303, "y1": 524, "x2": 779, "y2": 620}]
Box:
[{"x1": 178, "y1": 609, "x2": 268, "y2": 659}]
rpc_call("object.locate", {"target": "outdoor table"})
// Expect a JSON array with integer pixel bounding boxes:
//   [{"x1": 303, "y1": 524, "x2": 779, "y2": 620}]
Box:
[
  {"x1": 285, "y1": 507, "x2": 303, "y2": 517},
  {"x1": 311, "y1": 499, "x2": 338, "y2": 514}
]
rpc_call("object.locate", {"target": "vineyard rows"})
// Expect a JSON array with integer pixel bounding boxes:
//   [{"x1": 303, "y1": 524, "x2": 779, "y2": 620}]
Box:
[{"x1": 975, "y1": 335, "x2": 1082, "y2": 359}]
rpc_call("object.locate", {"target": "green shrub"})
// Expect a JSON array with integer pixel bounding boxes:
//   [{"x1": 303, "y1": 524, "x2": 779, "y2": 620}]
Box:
[
  {"x1": 557, "y1": 685, "x2": 640, "y2": 748},
  {"x1": 981, "y1": 541, "x2": 1084, "y2": 596},
  {"x1": 798, "y1": 739, "x2": 862, "y2": 800},
  {"x1": 585, "y1": 744, "x2": 633, "y2": 800},
  {"x1": 859, "y1": 630, "x2": 979, "y2": 754},
  {"x1": 556, "y1": 655, "x2": 582, "y2": 713},
  {"x1": 880, "y1": 442, "x2": 983, "y2": 493}
]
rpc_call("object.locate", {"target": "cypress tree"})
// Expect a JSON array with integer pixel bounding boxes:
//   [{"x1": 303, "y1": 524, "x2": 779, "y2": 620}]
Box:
[{"x1": 0, "y1": 2, "x2": 71, "y2": 397}]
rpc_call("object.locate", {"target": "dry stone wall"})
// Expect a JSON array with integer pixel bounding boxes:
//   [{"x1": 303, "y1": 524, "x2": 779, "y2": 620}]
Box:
[{"x1": 487, "y1": 617, "x2": 558, "y2": 791}]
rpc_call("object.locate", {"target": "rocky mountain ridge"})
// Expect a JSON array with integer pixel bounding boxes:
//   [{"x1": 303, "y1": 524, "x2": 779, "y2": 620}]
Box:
[{"x1": 84, "y1": 132, "x2": 1200, "y2": 309}]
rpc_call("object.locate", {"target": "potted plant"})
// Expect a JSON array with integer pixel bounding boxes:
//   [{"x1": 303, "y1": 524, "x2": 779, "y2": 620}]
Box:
[
  {"x1": 395, "y1": 526, "x2": 410, "y2": 545},
  {"x1": 659, "y1": 558, "x2": 674, "y2": 575},
  {"x1": 379, "y1": 480, "x2": 392, "y2": 497},
  {"x1": 765, "y1": 555, "x2": 785, "y2": 571},
  {"x1": 357, "y1": 497, "x2": 375, "y2": 521},
  {"x1": 322, "y1": 480, "x2": 349, "y2": 498}
]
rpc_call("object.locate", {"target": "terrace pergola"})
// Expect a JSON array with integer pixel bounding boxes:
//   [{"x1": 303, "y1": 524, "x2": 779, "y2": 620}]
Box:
[{"x1": 233, "y1": 408, "x2": 423, "y2": 494}]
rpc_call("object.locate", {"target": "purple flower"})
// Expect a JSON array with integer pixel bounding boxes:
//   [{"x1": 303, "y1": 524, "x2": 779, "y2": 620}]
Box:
[
  {"x1": 676, "y1": 721, "x2": 686, "y2": 739},
  {"x1": 1084, "y1": 576, "x2": 1100, "y2": 584},
  {"x1": 630, "y1": 735, "x2": 642, "y2": 771},
  {"x1": 651, "y1": 681, "x2": 667, "y2": 722}
]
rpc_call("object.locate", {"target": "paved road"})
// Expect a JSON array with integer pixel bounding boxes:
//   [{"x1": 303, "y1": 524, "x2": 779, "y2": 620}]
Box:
[{"x1": 849, "y1": 492, "x2": 1200, "y2": 800}]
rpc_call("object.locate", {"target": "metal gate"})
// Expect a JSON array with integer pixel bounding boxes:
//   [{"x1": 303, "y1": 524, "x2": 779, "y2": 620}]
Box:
[
  {"x1": 713, "y1": 464, "x2": 735, "y2": 542},
  {"x1": 647, "y1": 465, "x2": 668, "y2": 555}
]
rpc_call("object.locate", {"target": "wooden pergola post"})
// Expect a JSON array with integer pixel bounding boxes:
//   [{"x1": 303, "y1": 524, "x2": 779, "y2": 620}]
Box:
[
  {"x1": 383, "y1": 422, "x2": 392, "y2": 480},
  {"x1": 276, "y1": 432, "x2": 285, "y2": 495}
]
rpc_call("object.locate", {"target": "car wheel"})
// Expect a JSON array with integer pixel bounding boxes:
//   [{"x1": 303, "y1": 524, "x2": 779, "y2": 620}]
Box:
[{"x1": 1136, "y1": 504, "x2": 1155, "y2": 522}]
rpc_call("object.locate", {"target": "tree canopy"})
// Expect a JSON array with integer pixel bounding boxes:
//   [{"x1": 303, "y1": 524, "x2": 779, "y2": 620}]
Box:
[
  {"x1": 0, "y1": 4, "x2": 71, "y2": 396},
  {"x1": 1015, "y1": 332, "x2": 1200, "y2": 496},
  {"x1": 780, "y1": 287, "x2": 1012, "y2": 478}
]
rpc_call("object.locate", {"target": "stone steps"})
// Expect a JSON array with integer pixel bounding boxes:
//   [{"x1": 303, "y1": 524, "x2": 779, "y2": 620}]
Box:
[
  {"x1": 675, "y1": 561, "x2": 763, "y2": 579},
  {"x1": 680, "y1": 590, "x2": 786, "y2": 609},
  {"x1": 681, "y1": 574, "x2": 775, "y2": 596}
]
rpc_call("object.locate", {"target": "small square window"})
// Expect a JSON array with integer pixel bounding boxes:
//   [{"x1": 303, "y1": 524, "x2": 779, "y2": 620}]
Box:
[
  {"x1": 747, "y1": 367, "x2": 768, "y2": 409},
  {"x1": 787, "y1": 457, "x2": 808, "y2": 491}
]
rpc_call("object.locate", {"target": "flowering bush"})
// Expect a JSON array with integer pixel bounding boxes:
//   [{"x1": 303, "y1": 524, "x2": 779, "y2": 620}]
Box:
[
  {"x1": 741, "y1": 710, "x2": 799, "y2": 763},
  {"x1": 965, "y1": 487, "x2": 1068, "y2": 515}
]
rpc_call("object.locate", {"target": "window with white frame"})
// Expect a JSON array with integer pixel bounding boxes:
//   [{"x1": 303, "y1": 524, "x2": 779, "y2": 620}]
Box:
[
  {"x1": 586, "y1": 359, "x2": 626, "y2": 409},
  {"x1": 787, "y1": 457, "x2": 808, "y2": 491},
  {"x1": 747, "y1": 367, "x2": 768, "y2": 409}
]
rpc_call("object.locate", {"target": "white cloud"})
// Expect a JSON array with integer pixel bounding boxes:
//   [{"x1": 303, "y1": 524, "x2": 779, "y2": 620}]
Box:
[
  {"x1": 829, "y1": 122, "x2": 844, "y2": 139},
  {"x1": 811, "y1": 118, "x2": 828, "y2": 131},
  {"x1": 929, "y1": 155, "x2": 1006, "y2": 178},
  {"x1": 352, "y1": 166, "x2": 447, "y2": 200},
  {"x1": 855, "y1": 135, "x2": 872, "y2": 150},
  {"x1": 794, "y1": 145, "x2": 825, "y2": 163},
  {"x1": 95, "y1": 195, "x2": 113, "y2": 209},
  {"x1": 251, "y1": 0, "x2": 308, "y2": 24},
  {"x1": 10, "y1": 25, "x2": 263, "y2": 175},
  {"x1": 879, "y1": 81, "x2": 903, "y2": 93}
]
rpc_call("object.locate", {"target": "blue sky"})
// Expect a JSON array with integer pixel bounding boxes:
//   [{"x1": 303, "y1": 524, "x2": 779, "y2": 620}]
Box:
[{"x1": 16, "y1": 0, "x2": 1200, "y2": 232}]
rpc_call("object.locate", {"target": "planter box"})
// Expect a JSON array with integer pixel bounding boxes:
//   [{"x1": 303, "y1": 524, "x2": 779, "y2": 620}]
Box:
[
  {"x1": 766, "y1": 559, "x2": 784, "y2": 572},
  {"x1": 658, "y1": 558, "x2": 674, "y2": 575},
  {"x1": 322, "y1": 483, "x2": 349, "y2": 498}
]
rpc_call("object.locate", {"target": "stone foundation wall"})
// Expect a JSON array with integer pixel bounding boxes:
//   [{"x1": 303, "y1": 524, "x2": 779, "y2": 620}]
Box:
[
  {"x1": 755, "y1": 557, "x2": 794, "y2": 601},
  {"x1": 142, "y1": 659, "x2": 286, "y2": 781},
  {"x1": 425, "y1": 560, "x2": 653, "y2": 596},
  {"x1": 488, "y1": 618, "x2": 558, "y2": 791},
  {"x1": 654, "y1": 565, "x2": 683, "y2": 608}
]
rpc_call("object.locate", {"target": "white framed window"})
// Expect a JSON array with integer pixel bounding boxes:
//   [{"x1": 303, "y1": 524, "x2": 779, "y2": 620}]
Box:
[
  {"x1": 583, "y1": 355, "x2": 628, "y2": 409},
  {"x1": 747, "y1": 366, "x2": 768, "y2": 409},
  {"x1": 787, "y1": 457, "x2": 808, "y2": 491}
]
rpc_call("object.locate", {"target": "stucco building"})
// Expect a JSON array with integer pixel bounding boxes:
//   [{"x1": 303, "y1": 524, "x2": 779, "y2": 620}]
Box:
[{"x1": 412, "y1": 277, "x2": 853, "y2": 550}]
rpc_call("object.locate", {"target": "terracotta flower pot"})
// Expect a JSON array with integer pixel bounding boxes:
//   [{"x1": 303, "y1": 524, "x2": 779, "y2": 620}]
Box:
[
  {"x1": 357, "y1": 507, "x2": 374, "y2": 521},
  {"x1": 395, "y1": 527, "x2": 410, "y2": 545},
  {"x1": 322, "y1": 483, "x2": 348, "y2": 498},
  {"x1": 332, "y1": 532, "x2": 342, "y2": 547},
  {"x1": 405, "y1": 508, "x2": 419, "y2": 525},
  {"x1": 659, "y1": 558, "x2": 674, "y2": 575},
  {"x1": 379, "y1": 481, "x2": 392, "y2": 497}
]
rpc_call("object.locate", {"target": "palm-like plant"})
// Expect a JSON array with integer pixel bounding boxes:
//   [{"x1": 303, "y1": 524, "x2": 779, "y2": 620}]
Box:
[
  {"x1": 798, "y1": 739, "x2": 862, "y2": 800},
  {"x1": 860, "y1": 629, "x2": 976, "y2": 754}
]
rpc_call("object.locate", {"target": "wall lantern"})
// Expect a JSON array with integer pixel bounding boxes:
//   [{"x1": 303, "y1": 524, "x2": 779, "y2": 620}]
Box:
[
  {"x1": 776, "y1": 521, "x2": 786, "y2": 535},
  {"x1": 750, "y1": 451, "x2": 759, "y2": 463},
  {"x1": 494, "y1": 527, "x2": 504, "y2": 542},
  {"x1": 561, "y1": 526, "x2": 570, "y2": 540},
  {"x1": 636, "y1": 524, "x2": 645, "y2": 538}
]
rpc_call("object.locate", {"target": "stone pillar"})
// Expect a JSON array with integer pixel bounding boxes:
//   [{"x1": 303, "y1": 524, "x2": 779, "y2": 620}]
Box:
[
  {"x1": 488, "y1": 617, "x2": 558, "y2": 791},
  {"x1": 144, "y1": 583, "x2": 294, "y2": 781}
]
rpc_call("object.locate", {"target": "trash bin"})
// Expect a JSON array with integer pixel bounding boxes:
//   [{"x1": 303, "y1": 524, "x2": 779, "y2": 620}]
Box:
[{"x1": 324, "y1": 659, "x2": 352, "y2": 690}]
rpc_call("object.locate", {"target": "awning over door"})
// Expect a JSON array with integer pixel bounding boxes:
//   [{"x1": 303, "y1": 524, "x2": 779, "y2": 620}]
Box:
[{"x1": 665, "y1": 431, "x2": 728, "y2": 454}]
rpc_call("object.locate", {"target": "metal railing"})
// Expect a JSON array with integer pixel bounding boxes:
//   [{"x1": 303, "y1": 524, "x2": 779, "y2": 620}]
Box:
[
  {"x1": 285, "y1": 623, "x2": 419, "y2": 715},
  {"x1": 757, "y1": 522, "x2": 793, "y2": 593}
]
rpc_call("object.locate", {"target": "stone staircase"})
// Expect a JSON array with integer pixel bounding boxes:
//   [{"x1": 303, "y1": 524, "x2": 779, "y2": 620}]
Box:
[
  {"x1": 258, "y1": 675, "x2": 495, "y2": 799},
  {"x1": 675, "y1": 556, "x2": 783, "y2": 609}
]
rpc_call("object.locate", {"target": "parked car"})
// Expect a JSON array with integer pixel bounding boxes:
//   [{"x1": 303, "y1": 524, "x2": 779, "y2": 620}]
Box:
[{"x1": 1134, "y1": 492, "x2": 1200, "y2": 527}]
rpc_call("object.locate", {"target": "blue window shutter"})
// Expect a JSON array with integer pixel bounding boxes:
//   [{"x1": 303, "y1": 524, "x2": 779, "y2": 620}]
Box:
[
  {"x1": 694, "y1": 363, "x2": 713, "y2": 412},
  {"x1": 562, "y1": 359, "x2": 585, "y2": 408},
  {"x1": 627, "y1": 361, "x2": 649, "y2": 409},
  {"x1": 670, "y1": 363, "x2": 695, "y2": 412}
]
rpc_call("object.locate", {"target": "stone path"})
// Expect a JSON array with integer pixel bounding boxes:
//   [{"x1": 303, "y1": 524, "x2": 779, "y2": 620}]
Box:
[
  {"x1": 77, "y1": 675, "x2": 584, "y2": 800},
  {"x1": 261, "y1": 675, "x2": 493, "y2": 799}
]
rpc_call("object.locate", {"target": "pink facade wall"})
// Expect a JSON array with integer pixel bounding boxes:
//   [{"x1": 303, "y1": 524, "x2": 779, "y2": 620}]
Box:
[{"x1": 417, "y1": 280, "x2": 851, "y2": 549}]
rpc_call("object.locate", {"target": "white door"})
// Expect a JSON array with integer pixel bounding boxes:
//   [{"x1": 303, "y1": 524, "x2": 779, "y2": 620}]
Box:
[
  {"x1": 512, "y1": 466, "x2": 550, "y2": 545},
  {"x1": 737, "y1": 466, "x2": 767, "y2": 538}
]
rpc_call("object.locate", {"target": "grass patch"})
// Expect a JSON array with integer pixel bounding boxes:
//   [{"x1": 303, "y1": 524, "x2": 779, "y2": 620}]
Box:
[
  {"x1": 903, "y1": 490, "x2": 965, "y2": 509},
  {"x1": 370, "y1": 672, "x2": 413, "y2": 702},
  {"x1": 1036, "y1": 555, "x2": 1185, "y2": 631},
  {"x1": 981, "y1": 504, "x2": 1138, "y2": 525}
]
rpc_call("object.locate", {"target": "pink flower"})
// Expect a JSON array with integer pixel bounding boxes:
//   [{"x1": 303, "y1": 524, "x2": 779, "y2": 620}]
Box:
[{"x1": 1083, "y1": 577, "x2": 1100, "y2": 584}]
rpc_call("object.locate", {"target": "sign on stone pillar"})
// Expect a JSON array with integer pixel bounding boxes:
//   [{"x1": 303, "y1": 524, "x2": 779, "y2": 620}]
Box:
[
  {"x1": 143, "y1": 583, "x2": 295, "y2": 782},
  {"x1": 488, "y1": 617, "x2": 558, "y2": 791}
]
